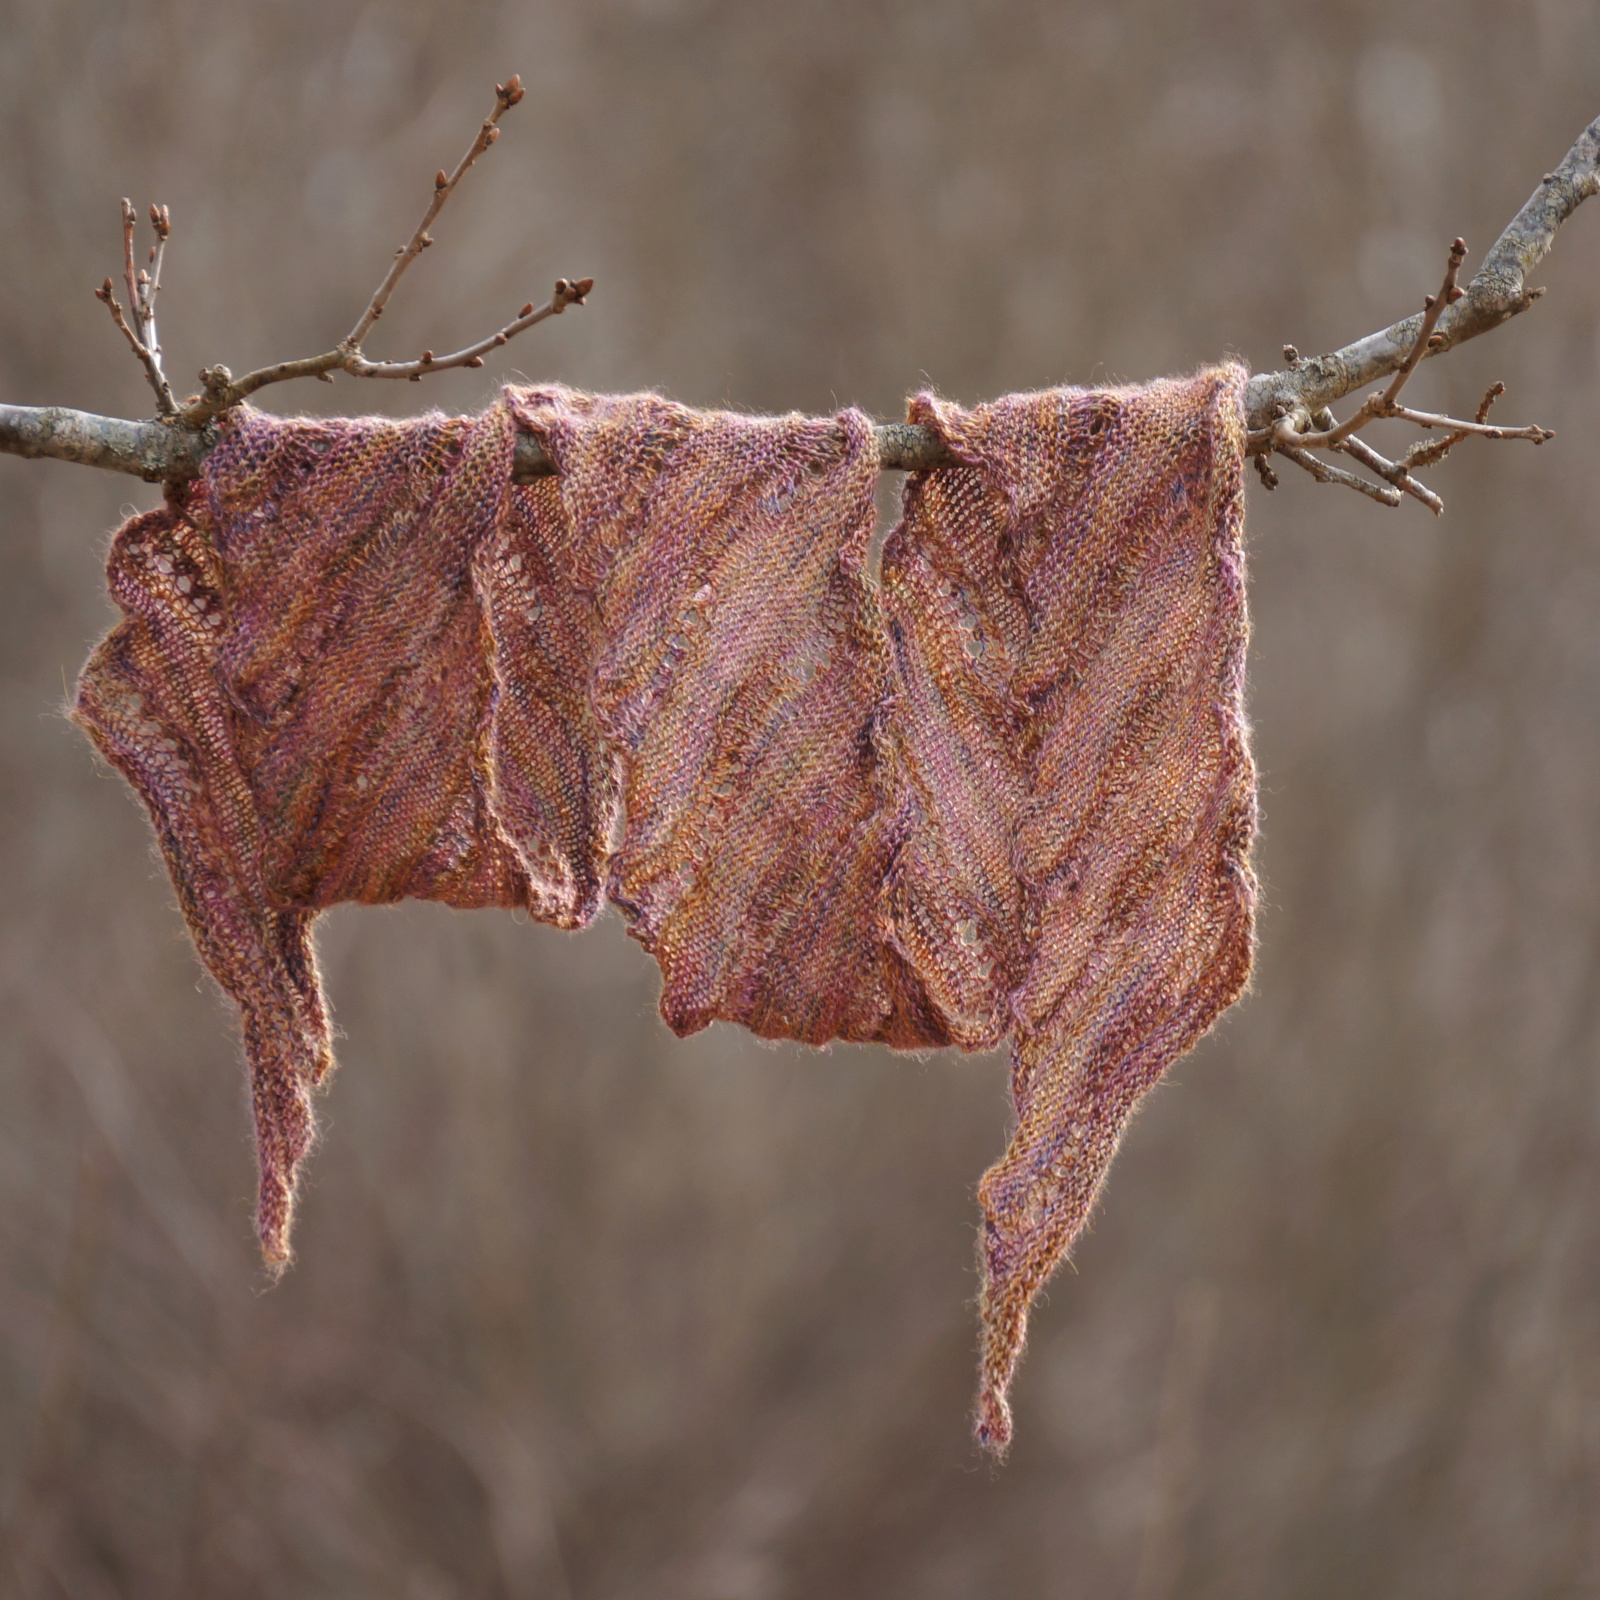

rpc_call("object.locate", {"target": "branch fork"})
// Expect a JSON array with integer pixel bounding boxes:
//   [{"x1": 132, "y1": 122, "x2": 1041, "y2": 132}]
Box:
[
  {"x1": 92, "y1": 74, "x2": 593, "y2": 430},
  {"x1": 94, "y1": 200, "x2": 177, "y2": 417},
  {"x1": 1248, "y1": 236, "x2": 1553, "y2": 515}
]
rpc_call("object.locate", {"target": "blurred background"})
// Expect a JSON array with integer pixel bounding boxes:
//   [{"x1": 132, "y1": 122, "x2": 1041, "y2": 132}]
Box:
[{"x1": 2, "y1": 2, "x2": 1599, "y2": 1595}]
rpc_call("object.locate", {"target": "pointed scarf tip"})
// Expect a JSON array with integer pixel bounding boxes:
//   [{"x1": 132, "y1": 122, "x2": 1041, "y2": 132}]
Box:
[
  {"x1": 255, "y1": 1178, "x2": 296, "y2": 1278},
  {"x1": 975, "y1": 1386, "x2": 1014, "y2": 1457}
]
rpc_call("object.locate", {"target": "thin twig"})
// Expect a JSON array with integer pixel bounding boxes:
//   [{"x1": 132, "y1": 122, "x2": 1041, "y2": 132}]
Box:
[
  {"x1": 1335, "y1": 433, "x2": 1444, "y2": 515},
  {"x1": 1402, "y1": 383, "x2": 1504, "y2": 470},
  {"x1": 1244, "y1": 112, "x2": 1600, "y2": 431},
  {"x1": 120, "y1": 201, "x2": 140, "y2": 340},
  {"x1": 350, "y1": 278, "x2": 593, "y2": 380},
  {"x1": 1375, "y1": 238, "x2": 1466, "y2": 408},
  {"x1": 344, "y1": 75, "x2": 526, "y2": 350},
  {"x1": 1276, "y1": 443, "x2": 1403, "y2": 505},
  {"x1": 1385, "y1": 401, "x2": 1551, "y2": 443},
  {"x1": 173, "y1": 75, "x2": 592, "y2": 427},
  {"x1": 1306, "y1": 406, "x2": 1442, "y2": 514},
  {"x1": 141, "y1": 204, "x2": 171, "y2": 364},
  {"x1": 93, "y1": 276, "x2": 178, "y2": 418},
  {"x1": 1286, "y1": 239, "x2": 1469, "y2": 452},
  {"x1": 103, "y1": 198, "x2": 180, "y2": 417}
]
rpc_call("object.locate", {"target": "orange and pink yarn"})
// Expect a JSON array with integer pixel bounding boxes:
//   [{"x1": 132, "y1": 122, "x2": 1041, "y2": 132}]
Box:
[{"x1": 75, "y1": 367, "x2": 1255, "y2": 1451}]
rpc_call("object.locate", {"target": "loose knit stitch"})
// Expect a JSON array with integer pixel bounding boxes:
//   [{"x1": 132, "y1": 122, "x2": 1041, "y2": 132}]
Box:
[{"x1": 73, "y1": 368, "x2": 1255, "y2": 1453}]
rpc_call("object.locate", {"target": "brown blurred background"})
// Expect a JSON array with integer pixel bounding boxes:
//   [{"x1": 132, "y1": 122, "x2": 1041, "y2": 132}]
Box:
[{"x1": 2, "y1": 3, "x2": 1599, "y2": 1595}]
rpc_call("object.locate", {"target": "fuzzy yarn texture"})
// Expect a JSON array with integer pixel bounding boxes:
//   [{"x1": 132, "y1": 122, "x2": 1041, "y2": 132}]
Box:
[{"x1": 74, "y1": 367, "x2": 1255, "y2": 1453}]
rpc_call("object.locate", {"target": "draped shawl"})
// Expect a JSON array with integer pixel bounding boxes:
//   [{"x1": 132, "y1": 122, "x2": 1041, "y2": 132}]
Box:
[{"x1": 74, "y1": 368, "x2": 1255, "y2": 1450}]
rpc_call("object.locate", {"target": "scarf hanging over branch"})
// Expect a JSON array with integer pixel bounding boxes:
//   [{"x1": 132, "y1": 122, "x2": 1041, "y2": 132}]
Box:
[{"x1": 73, "y1": 367, "x2": 1255, "y2": 1453}]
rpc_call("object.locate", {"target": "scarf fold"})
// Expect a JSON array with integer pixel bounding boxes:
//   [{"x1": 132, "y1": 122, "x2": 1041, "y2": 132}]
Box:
[
  {"x1": 892, "y1": 378, "x2": 1255, "y2": 1447},
  {"x1": 74, "y1": 367, "x2": 1254, "y2": 1452}
]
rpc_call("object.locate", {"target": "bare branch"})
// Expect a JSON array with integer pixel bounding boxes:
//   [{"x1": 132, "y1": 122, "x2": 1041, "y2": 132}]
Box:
[
  {"x1": 1275, "y1": 443, "x2": 1403, "y2": 507},
  {"x1": 0, "y1": 404, "x2": 209, "y2": 480},
  {"x1": 120, "y1": 200, "x2": 140, "y2": 339},
  {"x1": 172, "y1": 75, "x2": 592, "y2": 428},
  {"x1": 1374, "y1": 239, "x2": 1466, "y2": 407},
  {"x1": 0, "y1": 404, "x2": 940, "y2": 484},
  {"x1": 1334, "y1": 431, "x2": 1444, "y2": 516},
  {"x1": 94, "y1": 198, "x2": 180, "y2": 418},
  {"x1": 188, "y1": 355, "x2": 345, "y2": 419},
  {"x1": 1279, "y1": 240, "x2": 1466, "y2": 454},
  {"x1": 93, "y1": 273, "x2": 178, "y2": 419},
  {"x1": 1252, "y1": 216, "x2": 1556, "y2": 510},
  {"x1": 874, "y1": 421, "x2": 953, "y2": 472},
  {"x1": 0, "y1": 379, "x2": 1561, "y2": 493},
  {"x1": 1401, "y1": 382, "x2": 1504, "y2": 470},
  {"x1": 350, "y1": 278, "x2": 593, "y2": 381},
  {"x1": 1244, "y1": 112, "x2": 1600, "y2": 431},
  {"x1": 1384, "y1": 401, "x2": 1552, "y2": 444},
  {"x1": 7, "y1": 110, "x2": 1593, "y2": 498},
  {"x1": 141, "y1": 203, "x2": 172, "y2": 363},
  {"x1": 1273, "y1": 237, "x2": 1547, "y2": 456},
  {"x1": 344, "y1": 75, "x2": 526, "y2": 351}
]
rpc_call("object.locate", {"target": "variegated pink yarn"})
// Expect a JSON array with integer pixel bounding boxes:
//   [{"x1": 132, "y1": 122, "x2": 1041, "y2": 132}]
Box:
[{"x1": 75, "y1": 366, "x2": 1254, "y2": 1452}]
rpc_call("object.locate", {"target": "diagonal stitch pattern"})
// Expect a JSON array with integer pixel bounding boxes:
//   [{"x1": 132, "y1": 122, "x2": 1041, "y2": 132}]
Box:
[{"x1": 73, "y1": 366, "x2": 1254, "y2": 1453}]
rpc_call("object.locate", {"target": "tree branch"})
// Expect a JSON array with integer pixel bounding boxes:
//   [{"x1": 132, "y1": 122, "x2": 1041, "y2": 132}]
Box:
[
  {"x1": 4, "y1": 112, "x2": 1595, "y2": 487},
  {"x1": 1242, "y1": 111, "x2": 1600, "y2": 429},
  {"x1": 0, "y1": 404, "x2": 209, "y2": 481},
  {"x1": 0, "y1": 404, "x2": 944, "y2": 483},
  {"x1": 1249, "y1": 227, "x2": 1556, "y2": 509},
  {"x1": 1333, "y1": 427, "x2": 1443, "y2": 515},
  {"x1": 93, "y1": 197, "x2": 179, "y2": 418},
  {"x1": 343, "y1": 79, "x2": 523, "y2": 352},
  {"x1": 346, "y1": 279, "x2": 593, "y2": 382},
  {"x1": 1273, "y1": 442, "x2": 1403, "y2": 506},
  {"x1": 172, "y1": 76, "x2": 594, "y2": 428}
]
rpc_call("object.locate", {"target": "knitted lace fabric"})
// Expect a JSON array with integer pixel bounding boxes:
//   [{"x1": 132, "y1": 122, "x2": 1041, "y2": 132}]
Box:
[{"x1": 74, "y1": 368, "x2": 1254, "y2": 1452}]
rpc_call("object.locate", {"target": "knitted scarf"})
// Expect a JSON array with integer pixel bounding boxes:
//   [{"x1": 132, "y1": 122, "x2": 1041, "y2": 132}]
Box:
[{"x1": 74, "y1": 368, "x2": 1255, "y2": 1452}]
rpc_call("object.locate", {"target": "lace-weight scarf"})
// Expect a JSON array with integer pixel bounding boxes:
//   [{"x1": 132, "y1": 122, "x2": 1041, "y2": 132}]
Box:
[{"x1": 74, "y1": 368, "x2": 1255, "y2": 1451}]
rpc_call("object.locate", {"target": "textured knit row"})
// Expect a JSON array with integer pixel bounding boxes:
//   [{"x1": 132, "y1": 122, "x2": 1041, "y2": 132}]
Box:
[{"x1": 74, "y1": 368, "x2": 1257, "y2": 1452}]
